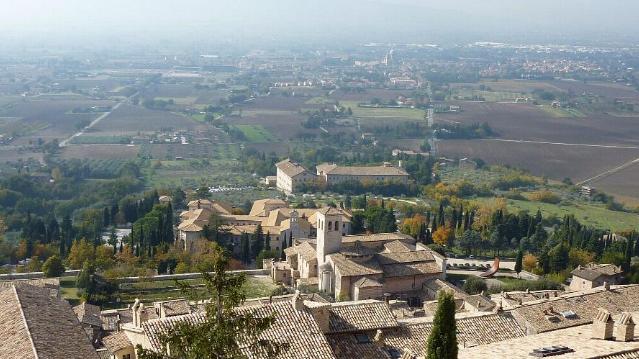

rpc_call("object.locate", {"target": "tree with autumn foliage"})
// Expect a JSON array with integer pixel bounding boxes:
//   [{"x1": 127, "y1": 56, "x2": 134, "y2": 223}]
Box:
[
  {"x1": 401, "y1": 214, "x2": 428, "y2": 238},
  {"x1": 432, "y1": 226, "x2": 453, "y2": 247}
]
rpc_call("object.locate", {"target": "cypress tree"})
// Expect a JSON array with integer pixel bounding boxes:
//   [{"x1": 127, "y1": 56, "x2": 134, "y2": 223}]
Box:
[
  {"x1": 623, "y1": 239, "x2": 633, "y2": 273},
  {"x1": 426, "y1": 291, "x2": 457, "y2": 359},
  {"x1": 515, "y1": 249, "x2": 523, "y2": 276}
]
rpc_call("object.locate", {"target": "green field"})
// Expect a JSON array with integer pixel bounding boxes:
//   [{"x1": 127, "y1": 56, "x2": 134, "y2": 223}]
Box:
[
  {"x1": 154, "y1": 96, "x2": 198, "y2": 105},
  {"x1": 305, "y1": 97, "x2": 336, "y2": 105},
  {"x1": 234, "y1": 124, "x2": 276, "y2": 142},
  {"x1": 341, "y1": 101, "x2": 425, "y2": 121},
  {"x1": 476, "y1": 197, "x2": 639, "y2": 231},
  {"x1": 71, "y1": 135, "x2": 131, "y2": 144},
  {"x1": 539, "y1": 105, "x2": 586, "y2": 118},
  {"x1": 451, "y1": 88, "x2": 525, "y2": 102}
]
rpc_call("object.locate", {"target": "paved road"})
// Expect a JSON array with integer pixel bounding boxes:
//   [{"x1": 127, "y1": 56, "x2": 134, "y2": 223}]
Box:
[
  {"x1": 59, "y1": 92, "x2": 138, "y2": 147},
  {"x1": 59, "y1": 101, "x2": 124, "y2": 147},
  {"x1": 482, "y1": 138, "x2": 639, "y2": 150},
  {"x1": 576, "y1": 157, "x2": 639, "y2": 186}
]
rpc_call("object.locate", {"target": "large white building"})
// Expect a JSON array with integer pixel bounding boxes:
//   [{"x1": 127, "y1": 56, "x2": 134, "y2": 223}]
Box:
[
  {"x1": 275, "y1": 159, "x2": 317, "y2": 194},
  {"x1": 316, "y1": 162, "x2": 409, "y2": 185}
]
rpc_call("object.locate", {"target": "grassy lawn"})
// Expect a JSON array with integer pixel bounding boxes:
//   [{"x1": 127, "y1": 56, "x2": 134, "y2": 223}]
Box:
[
  {"x1": 60, "y1": 276, "x2": 81, "y2": 306},
  {"x1": 477, "y1": 197, "x2": 639, "y2": 231},
  {"x1": 234, "y1": 124, "x2": 277, "y2": 142},
  {"x1": 114, "y1": 275, "x2": 278, "y2": 306},
  {"x1": 341, "y1": 101, "x2": 425, "y2": 121}
]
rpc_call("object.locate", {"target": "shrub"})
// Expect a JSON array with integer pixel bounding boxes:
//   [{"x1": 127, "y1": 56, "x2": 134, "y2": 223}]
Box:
[
  {"x1": 529, "y1": 190, "x2": 561, "y2": 204},
  {"x1": 42, "y1": 255, "x2": 65, "y2": 277},
  {"x1": 462, "y1": 277, "x2": 488, "y2": 294}
]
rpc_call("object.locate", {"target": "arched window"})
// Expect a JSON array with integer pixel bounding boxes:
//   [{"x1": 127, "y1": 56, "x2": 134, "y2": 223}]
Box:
[
  {"x1": 328, "y1": 221, "x2": 332, "y2": 231},
  {"x1": 334, "y1": 221, "x2": 339, "y2": 230}
]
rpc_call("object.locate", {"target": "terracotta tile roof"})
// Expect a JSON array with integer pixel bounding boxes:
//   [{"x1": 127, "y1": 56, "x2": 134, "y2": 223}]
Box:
[
  {"x1": 510, "y1": 284, "x2": 639, "y2": 333},
  {"x1": 296, "y1": 241, "x2": 317, "y2": 262},
  {"x1": 316, "y1": 163, "x2": 338, "y2": 174},
  {"x1": 320, "y1": 164, "x2": 409, "y2": 177},
  {"x1": 342, "y1": 232, "x2": 414, "y2": 245},
  {"x1": 102, "y1": 331, "x2": 132, "y2": 353},
  {"x1": 594, "y1": 349, "x2": 639, "y2": 359},
  {"x1": 463, "y1": 294, "x2": 496, "y2": 312},
  {"x1": 249, "y1": 198, "x2": 287, "y2": 216},
  {"x1": 458, "y1": 320, "x2": 639, "y2": 359},
  {"x1": 96, "y1": 348, "x2": 112, "y2": 359},
  {"x1": 158, "y1": 299, "x2": 191, "y2": 317},
  {"x1": 74, "y1": 302, "x2": 104, "y2": 328},
  {"x1": 353, "y1": 277, "x2": 383, "y2": 288},
  {"x1": 143, "y1": 301, "x2": 335, "y2": 358},
  {"x1": 326, "y1": 333, "x2": 391, "y2": 359},
  {"x1": 572, "y1": 263, "x2": 622, "y2": 281},
  {"x1": 0, "y1": 277, "x2": 60, "y2": 289},
  {"x1": 328, "y1": 312, "x2": 525, "y2": 358},
  {"x1": 322, "y1": 300, "x2": 398, "y2": 334},
  {"x1": 0, "y1": 284, "x2": 99, "y2": 358},
  {"x1": 382, "y1": 262, "x2": 442, "y2": 278},
  {"x1": 187, "y1": 199, "x2": 234, "y2": 214},
  {"x1": 0, "y1": 277, "x2": 60, "y2": 297},
  {"x1": 329, "y1": 253, "x2": 383, "y2": 277},
  {"x1": 383, "y1": 240, "x2": 414, "y2": 253},
  {"x1": 276, "y1": 159, "x2": 309, "y2": 178},
  {"x1": 143, "y1": 312, "x2": 206, "y2": 351},
  {"x1": 376, "y1": 251, "x2": 435, "y2": 265}
]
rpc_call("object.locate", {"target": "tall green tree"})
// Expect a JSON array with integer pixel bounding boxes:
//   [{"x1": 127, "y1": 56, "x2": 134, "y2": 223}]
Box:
[
  {"x1": 137, "y1": 245, "x2": 286, "y2": 359},
  {"x1": 426, "y1": 291, "x2": 457, "y2": 359},
  {"x1": 514, "y1": 249, "x2": 523, "y2": 277},
  {"x1": 251, "y1": 224, "x2": 264, "y2": 259}
]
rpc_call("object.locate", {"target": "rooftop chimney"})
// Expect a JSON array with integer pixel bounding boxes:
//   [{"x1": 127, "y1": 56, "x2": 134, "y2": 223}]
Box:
[
  {"x1": 592, "y1": 308, "x2": 614, "y2": 340},
  {"x1": 616, "y1": 313, "x2": 635, "y2": 342},
  {"x1": 373, "y1": 329, "x2": 385, "y2": 346},
  {"x1": 131, "y1": 299, "x2": 141, "y2": 327},
  {"x1": 292, "y1": 290, "x2": 304, "y2": 311}
]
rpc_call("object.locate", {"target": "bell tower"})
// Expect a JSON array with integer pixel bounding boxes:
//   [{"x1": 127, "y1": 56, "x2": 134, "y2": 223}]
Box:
[{"x1": 316, "y1": 207, "x2": 342, "y2": 265}]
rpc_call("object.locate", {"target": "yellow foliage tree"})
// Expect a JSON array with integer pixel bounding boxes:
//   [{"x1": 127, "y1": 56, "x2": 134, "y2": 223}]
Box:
[
  {"x1": 568, "y1": 248, "x2": 595, "y2": 268},
  {"x1": 67, "y1": 239, "x2": 95, "y2": 269},
  {"x1": 522, "y1": 253, "x2": 538, "y2": 272},
  {"x1": 401, "y1": 214, "x2": 427, "y2": 238},
  {"x1": 432, "y1": 226, "x2": 452, "y2": 246}
]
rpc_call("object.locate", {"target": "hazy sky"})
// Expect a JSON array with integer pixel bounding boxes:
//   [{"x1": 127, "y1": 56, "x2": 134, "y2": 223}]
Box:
[{"x1": 1, "y1": 0, "x2": 638, "y2": 48}]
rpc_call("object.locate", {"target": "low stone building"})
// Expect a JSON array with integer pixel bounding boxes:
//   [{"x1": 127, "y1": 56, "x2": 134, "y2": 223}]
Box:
[
  {"x1": 316, "y1": 162, "x2": 409, "y2": 186},
  {"x1": 569, "y1": 263, "x2": 623, "y2": 291}
]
